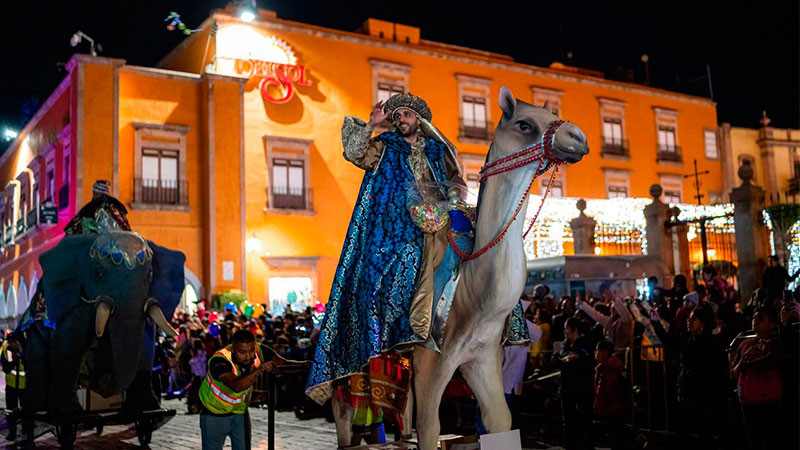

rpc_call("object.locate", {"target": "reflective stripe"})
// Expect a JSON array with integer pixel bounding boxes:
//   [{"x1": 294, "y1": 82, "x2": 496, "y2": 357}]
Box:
[
  {"x1": 10, "y1": 371, "x2": 24, "y2": 376},
  {"x1": 204, "y1": 373, "x2": 244, "y2": 405}
]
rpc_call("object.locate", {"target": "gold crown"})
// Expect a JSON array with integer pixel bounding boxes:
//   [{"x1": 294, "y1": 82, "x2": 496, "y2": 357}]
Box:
[{"x1": 384, "y1": 93, "x2": 432, "y2": 122}]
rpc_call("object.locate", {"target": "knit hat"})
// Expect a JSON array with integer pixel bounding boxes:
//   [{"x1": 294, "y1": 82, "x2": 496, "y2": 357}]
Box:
[
  {"x1": 92, "y1": 180, "x2": 111, "y2": 196},
  {"x1": 683, "y1": 291, "x2": 700, "y2": 305}
]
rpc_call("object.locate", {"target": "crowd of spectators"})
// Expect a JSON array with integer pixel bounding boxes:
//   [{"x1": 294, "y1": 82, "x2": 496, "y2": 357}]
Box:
[
  {"x1": 520, "y1": 263, "x2": 800, "y2": 450},
  {"x1": 155, "y1": 304, "x2": 320, "y2": 414}
]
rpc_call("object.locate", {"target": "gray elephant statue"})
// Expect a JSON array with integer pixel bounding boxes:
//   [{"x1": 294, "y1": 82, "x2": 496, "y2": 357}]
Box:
[{"x1": 18, "y1": 230, "x2": 186, "y2": 417}]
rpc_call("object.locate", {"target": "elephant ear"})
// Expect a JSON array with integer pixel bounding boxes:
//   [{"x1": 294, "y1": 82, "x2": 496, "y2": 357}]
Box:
[
  {"x1": 39, "y1": 234, "x2": 97, "y2": 326},
  {"x1": 147, "y1": 241, "x2": 186, "y2": 321}
]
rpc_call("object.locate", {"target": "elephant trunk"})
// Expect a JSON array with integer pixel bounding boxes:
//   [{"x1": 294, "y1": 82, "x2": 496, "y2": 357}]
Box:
[{"x1": 145, "y1": 300, "x2": 178, "y2": 337}]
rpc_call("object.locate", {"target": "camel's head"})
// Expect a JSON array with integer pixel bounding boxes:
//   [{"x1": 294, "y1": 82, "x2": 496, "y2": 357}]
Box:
[{"x1": 494, "y1": 86, "x2": 589, "y2": 164}]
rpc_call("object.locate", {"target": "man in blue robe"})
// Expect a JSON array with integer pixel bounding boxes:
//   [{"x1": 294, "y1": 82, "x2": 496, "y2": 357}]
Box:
[{"x1": 306, "y1": 94, "x2": 466, "y2": 408}]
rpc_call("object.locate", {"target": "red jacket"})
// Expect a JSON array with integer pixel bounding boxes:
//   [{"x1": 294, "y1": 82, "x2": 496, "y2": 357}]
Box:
[{"x1": 594, "y1": 355, "x2": 628, "y2": 419}]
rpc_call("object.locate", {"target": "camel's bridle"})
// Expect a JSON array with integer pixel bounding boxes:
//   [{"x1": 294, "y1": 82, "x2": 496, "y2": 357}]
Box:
[{"x1": 448, "y1": 119, "x2": 568, "y2": 261}]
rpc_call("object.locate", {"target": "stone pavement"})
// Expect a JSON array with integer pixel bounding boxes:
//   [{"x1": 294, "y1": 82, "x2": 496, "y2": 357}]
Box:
[{"x1": 0, "y1": 385, "x2": 571, "y2": 449}]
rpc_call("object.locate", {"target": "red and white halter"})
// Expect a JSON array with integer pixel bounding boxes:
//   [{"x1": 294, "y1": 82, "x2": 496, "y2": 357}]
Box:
[{"x1": 448, "y1": 119, "x2": 567, "y2": 261}]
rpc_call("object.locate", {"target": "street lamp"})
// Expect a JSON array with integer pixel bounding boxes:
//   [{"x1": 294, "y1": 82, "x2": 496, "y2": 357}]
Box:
[
  {"x1": 3, "y1": 128, "x2": 18, "y2": 142},
  {"x1": 70, "y1": 31, "x2": 102, "y2": 57},
  {"x1": 237, "y1": 0, "x2": 257, "y2": 22}
]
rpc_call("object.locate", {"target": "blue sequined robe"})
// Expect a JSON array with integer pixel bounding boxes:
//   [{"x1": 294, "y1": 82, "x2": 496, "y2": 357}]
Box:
[{"x1": 305, "y1": 131, "x2": 451, "y2": 402}]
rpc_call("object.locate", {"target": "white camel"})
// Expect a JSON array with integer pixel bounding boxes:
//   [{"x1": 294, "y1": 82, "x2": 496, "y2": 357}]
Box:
[{"x1": 334, "y1": 86, "x2": 589, "y2": 449}]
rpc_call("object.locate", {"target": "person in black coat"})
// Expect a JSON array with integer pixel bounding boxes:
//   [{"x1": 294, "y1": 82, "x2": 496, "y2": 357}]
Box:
[{"x1": 554, "y1": 317, "x2": 596, "y2": 450}]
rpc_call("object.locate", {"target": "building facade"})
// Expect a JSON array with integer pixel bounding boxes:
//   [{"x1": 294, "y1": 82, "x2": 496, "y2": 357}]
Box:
[{"x1": 0, "y1": 6, "x2": 723, "y2": 317}]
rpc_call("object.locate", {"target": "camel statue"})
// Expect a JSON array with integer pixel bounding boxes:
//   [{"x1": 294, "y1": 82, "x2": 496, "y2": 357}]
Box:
[{"x1": 333, "y1": 86, "x2": 589, "y2": 449}]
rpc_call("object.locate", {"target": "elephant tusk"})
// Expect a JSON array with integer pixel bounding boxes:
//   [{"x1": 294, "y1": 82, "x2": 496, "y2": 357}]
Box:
[
  {"x1": 147, "y1": 304, "x2": 178, "y2": 337},
  {"x1": 96, "y1": 302, "x2": 112, "y2": 337}
]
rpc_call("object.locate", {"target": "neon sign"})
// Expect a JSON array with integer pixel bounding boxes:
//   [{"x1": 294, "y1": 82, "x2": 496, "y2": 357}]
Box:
[{"x1": 233, "y1": 59, "x2": 312, "y2": 104}]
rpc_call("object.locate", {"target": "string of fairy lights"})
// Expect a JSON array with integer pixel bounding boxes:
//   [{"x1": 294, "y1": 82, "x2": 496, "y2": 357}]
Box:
[{"x1": 763, "y1": 209, "x2": 800, "y2": 291}]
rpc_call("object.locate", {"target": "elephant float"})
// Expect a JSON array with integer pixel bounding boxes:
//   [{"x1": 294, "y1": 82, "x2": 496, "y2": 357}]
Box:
[{"x1": 18, "y1": 230, "x2": 186, "y2": 417}]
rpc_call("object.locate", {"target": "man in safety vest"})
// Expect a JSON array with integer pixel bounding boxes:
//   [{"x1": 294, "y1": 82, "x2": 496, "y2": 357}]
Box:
[
  {"x1": 198, "y1": 330, "x2": 286, "y2": 450},
  {"x1": 1, "y1": 336, "x2": 24, "y2": 441}
]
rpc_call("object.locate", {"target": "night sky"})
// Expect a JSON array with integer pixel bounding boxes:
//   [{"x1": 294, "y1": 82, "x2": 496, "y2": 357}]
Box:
[{"x1": 1, "y1": 0, "x2": 797, "y2": 149}]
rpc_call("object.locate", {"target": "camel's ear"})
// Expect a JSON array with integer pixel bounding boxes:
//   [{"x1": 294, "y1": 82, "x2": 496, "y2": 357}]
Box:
[
  {"x1": 542, "y1": 100, "x2": 551, "y2": 112},
  {"x1": 499, "y1": 86, "x2": 516, "y2": 119}
]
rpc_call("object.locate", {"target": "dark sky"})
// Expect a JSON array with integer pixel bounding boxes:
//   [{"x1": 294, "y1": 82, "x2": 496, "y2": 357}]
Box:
[{"x1": 1, "y1": 0, "x2": 797, "y2": 146}]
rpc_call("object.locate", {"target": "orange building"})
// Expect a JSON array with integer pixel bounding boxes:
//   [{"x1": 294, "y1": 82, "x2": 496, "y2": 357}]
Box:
[{"x1": 0, "y1": 6, "x2": 723, "y2": 319}]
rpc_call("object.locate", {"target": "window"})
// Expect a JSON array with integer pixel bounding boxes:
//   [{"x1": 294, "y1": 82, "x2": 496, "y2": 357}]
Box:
[
  {"x1": 133, "y1": 123, "x2": 189, "y2": 208},
  {"x1": 704, "y1": 129, "x2": 719, "y2": 159},
  {"x1": 370, "y1": 59, "x2": 411, "y2": 105},
  {"x1": 456, "y1": 74, "x2": 492, "y2": 143},
  {"x1": 663, "y1": 190, "x2": 681, "y2": 203},
  {"x1": 460, "y1": 153, "x2": 485, "y2": 206},
  {"x1": 608, "y1": 186, "x2": 628, "y2": 198},
  {"x1": 265, "y1": 136, "x2": 314, "y2": 213},
  {"x1": 794, "y1": 160, "x2": 800, "y2": 179},
  {"x1": 659, "y1": 174, "x2": 683, "y2": 204},
  {"x1": 377, "y1": 82, "x2": 404, "y2": 103},
  {"x1": 531, "y1": 86, "x2": 563, "y2": 117},
  {"x1": 272, "y1": 158, "x2": 306, "y2": 209},
  {"x1": 708, "y1": 191, "x2": 723, "y2": 205},
  {"x1": 598, "y1": 98, "x2": 628, "y2": 158},
  {"x1": 141, "y1": 149, "x2": 180, "y2": 204},
  {"x1": 541, "y1": 180, "x2": 564, "y2": 197},
  {"x1": 47, "y1": 170, "x2": 55, "y2": 202},
  {"x1": 654, "y1": 107, "x2": 680, "y2": 162},
  {"x1": 604, "y1": 169, "x2": 630, "y2": 198},
  {"x1": 461, "y1": 96, "x2": 489, "y2": 139}
]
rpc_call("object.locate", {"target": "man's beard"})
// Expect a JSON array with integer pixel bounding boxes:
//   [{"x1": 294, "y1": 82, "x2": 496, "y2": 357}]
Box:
[{"x1": 397, "y1": 122, "x2": 418, "y2": 137}]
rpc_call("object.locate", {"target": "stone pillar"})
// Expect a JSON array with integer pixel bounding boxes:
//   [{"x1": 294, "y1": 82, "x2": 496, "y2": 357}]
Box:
[
  {"x1": 644, "y1": 185, "x2": 674, "y2": 282},
  {"x1": 570, "y1": 199, "x2": 596, "y2": 255},
  {"x1": 731, "y1": 164, "x2": 768, "y2": 302},
  {"x1": 669, "y1": 206, "x2": 692, "y2": 288}
]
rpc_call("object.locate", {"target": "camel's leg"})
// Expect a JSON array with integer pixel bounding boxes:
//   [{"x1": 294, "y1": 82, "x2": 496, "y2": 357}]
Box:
[
  {"x1": 460, "y1": 345, "x2": 512, "y2": 434},
  {"x1": 332, "y1": 394, "x2": 355, "y2": 447},
  {"x1": 413, "y1": 347, "x2": 456, "y2": 450}
]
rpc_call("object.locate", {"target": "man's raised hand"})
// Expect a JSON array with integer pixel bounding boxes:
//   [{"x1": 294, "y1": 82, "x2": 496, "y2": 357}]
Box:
[{"x1": 368, "y1": 100, "x2": 389, "y2": 127}]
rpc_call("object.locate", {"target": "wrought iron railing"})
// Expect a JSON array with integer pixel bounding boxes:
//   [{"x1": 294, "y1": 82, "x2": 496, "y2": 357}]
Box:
[
  {"x1": 656, "y1": 145, "x2": 682, "y2": 162},
  {"x1": 134, "y1": 178, "x2": 188, "y2": 205},
  {"x1": 601, "y1": 139, "x2": 629, "y2": 157},
  {"x1": 267, "y1": 187, "x2": 312, "y2": 210},
  {"x1": 458, "y1": 118, "x2": 493, "y2": 141}
]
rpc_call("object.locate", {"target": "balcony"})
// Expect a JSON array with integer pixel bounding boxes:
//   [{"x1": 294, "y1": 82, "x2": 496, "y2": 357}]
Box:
[
  {"x1": 789, "y1": 178, "x2": 800, "y2": 195},
  {"x1": 656, "y1": 145, "x2": 682, "y2": 163},
  {"x1": 601, "y1": 139, "x2": 629, "y2": 158},
  {"x1": 458, "y1": 118, "x2": 493, "y2": 141},
  {"x1": 134, "y1": 178, "x2": 188, "y2": 206},
  {"x1": 267, "y1": 187, "x2": 312, "y2": 210}
]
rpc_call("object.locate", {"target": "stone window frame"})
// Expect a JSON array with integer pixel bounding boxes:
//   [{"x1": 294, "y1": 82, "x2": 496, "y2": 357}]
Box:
[
  {"x1": 539, "y1": 168, "x2": 567, "y2": 197},
  {"x1": 262, "y1": 255, "x2": 320, "y2": 308},
  {"x1": 263, "y1": 135, "x2": 314, "y2": 216},
  {"x1": 703, "y1": 127, "x2": 719, "y2": 160},
  {"x1": 598, "y1": 98, "x2": 629, "y2": 160},
  {"x1": 456, "y1": 74, "x2": 493, "y2": 145},
  {"x1": 659, "y1": 173, "x2": 684, "y2": 204},
  {"x1": 370, "y1": 59, "x2": 411, "y2": 105},
  {"x1": 4, "y1": 181, "x2": 20, "y2": 241},
  {"x1": 603, "y1": 168, "x2": 631, "y2": 198},
  {"x1": 531, "y1": 86, "x2": 564, "y2": 117},
  {"x1": 131, "y1": 122, "x2": 190, "y2": 212}
]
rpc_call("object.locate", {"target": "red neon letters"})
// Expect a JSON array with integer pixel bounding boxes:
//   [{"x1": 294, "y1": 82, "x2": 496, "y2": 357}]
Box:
[{"x1": 234, "y1": 59, "x2": 312, "y2": 104}]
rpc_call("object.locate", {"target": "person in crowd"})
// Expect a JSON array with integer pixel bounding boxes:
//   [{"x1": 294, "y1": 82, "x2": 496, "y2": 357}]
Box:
[
  {"x1": 670, "y1": 275, "x2": 689, "y2": 308},
  {"x1": 778, "y1": 298, "x2": 800, "y2": 449},
  {"x1": 594, "y1": 339, "x2": 630, "y2": 450},
  {"x1": 186, "y1": 339, "x2": 207, "y2": 414},
  {"x1": 552, "y1": 296, "x2": 577, "y2": 343},
  {"x1": 577, "y1": 297, "x2": 633, "y2": 350},
  {"x1": 2, "y1": 336, "x2": 25, "y2": 441},
  {"x1": 529, "y1": 308, "x2": 552, "y2": 371},
  {"x1": 673, "y1": 291, "x2": 698, "y2": 335},
  {"x1": 732, "y1": 307, "x2": 783, "y2": 450},
  {"x1": 762, "y1": 255, "x2": 798, "y2": 304},
  {"x1": 554, "y1": 317, "x2": 595, "y2": 450},
  {"x1": 702, "y1": 265, "x2": 736, "y2": 310}
]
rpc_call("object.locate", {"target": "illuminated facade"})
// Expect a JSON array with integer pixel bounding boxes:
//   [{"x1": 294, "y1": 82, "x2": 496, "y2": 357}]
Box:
[{"x1": 0, "y1": 6, "x2": 723, "y2": 316}]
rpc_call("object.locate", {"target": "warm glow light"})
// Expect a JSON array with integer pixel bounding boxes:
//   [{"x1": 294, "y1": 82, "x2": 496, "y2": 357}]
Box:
[
  {"x1": 706, "y1": 249, "x2": 716, "y2": 259},
  {"x1": 594, "y1": 246, "x2": 602, "y2": 255},
  {"x1": 246, "y1": 235, "x2": 263, "y2": 253},
  {"x1": 3, "y1": 128, "x2": 18, "y2": 142},
  {"x1": 239, "y1": 10, "x2": 256, "y2": 23},
  {"x1": 216, "y1": 25, "x2": 297, "y2": 65}
]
